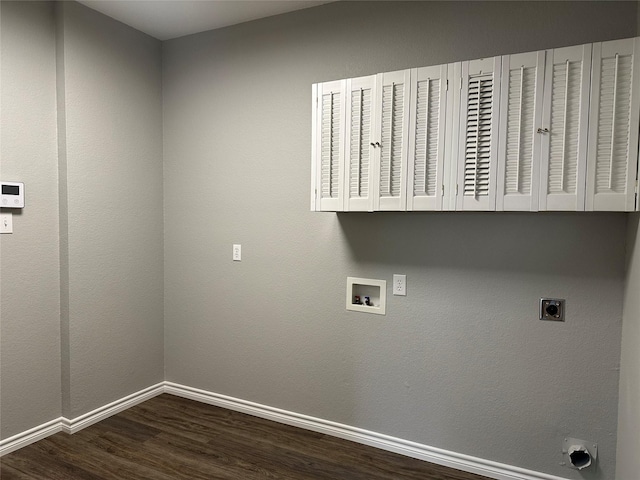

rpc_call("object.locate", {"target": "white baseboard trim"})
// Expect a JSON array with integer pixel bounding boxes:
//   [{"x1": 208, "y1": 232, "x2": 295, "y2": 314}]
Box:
[
  {"x1": 61, "y1": 382, "x2": 165, "y2": 434},
  {"x1": 1, "y1": 381, "x2": 569, "y2": 480},
  {"x1": 164, "y1": 382, "x2": 570, "y2": 480},
  {"x1": 0, "y1": 382, "x2": 164, "y2": 456},
  {"x1": 0, "y1": 418, "x2": 63, "y2": 456}
]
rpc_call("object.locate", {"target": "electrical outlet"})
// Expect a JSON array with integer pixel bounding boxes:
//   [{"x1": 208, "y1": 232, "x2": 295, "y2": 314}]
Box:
[
  {"x1": 232, "y1": 244, "x2": 241, "y2": 261},
  {"x1": 393, "y1": 274, "x2": 406, "y2": 296},
  {"x1": 540, "y1": 298, "x2": 565, "y2": 321}
]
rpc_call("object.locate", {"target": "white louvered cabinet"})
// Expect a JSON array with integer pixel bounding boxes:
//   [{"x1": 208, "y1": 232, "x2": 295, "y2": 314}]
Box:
[
  {"x1": 586, "y1": 37, "x2": 640, "y2": 212},
  {"x1": 407, "y1": 64, "x2": 449, "y2": 211},
  {"x1": 539, "y1": 44, "x2": 592, "y2": 211},
  {"x1": 496, "y1": 51, "x2": 545, "y2": 211},
  {"x1": 344, "y1": 75, "x2": 377, "y2": 211},
  {"x1": 312, "y1": 80, "x2": 346, "y2": 211},
  {"x1": 311, "y1": 71, "x2": 411, "y2": 212},
  {"x1": 455, "y1": 56, "x2": 502, "y2": 211},
  {"x1": 443, "y1": 63, "x2": 462, "y2": 211},
  {"x1": 374, "y1": 69, "x2": 411, "y2": 211},
  {"x1": 312, "y1": 37, "x2": 640, "y2": 214}
]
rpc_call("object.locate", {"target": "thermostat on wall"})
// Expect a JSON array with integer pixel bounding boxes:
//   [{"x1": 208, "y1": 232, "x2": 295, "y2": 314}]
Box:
[{"x1": 1, "y1": 182, "x2": 24, "y2": 208}]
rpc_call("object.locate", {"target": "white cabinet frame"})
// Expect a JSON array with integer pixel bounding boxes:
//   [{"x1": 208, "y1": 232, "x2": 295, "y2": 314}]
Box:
[
  {"x1": 374, "y1": 69, "x2": 411, "y2": 211},
  {"x1": 539, "y1": 44, "x2": 592, "y2": 211},
  {"x1": 312, "y1": 37, "x2": 640, "y2": 213},
  {"x1": 497, "y1": 51, "x2": 545, "y2": 212},
  {"x1": 344, "y1": 75, "x2": 377, "y2": 212},
  {"x1": 312, "y1": 80, "x2": 347, "y2": 212},
  {"x1": 407, "y1": 64, "x2": 448, "y2": 211},
  {"x1": 455, "y1": 56, "x2": 502, "y2": 211},
  {"x1": 586, "y1": 37, "x2": 640, "y2": 212}
]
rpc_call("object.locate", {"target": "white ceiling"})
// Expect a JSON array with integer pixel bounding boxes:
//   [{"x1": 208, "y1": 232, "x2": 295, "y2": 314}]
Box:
[{"x1": 77, "y1": 0, "x2": 334, "y2": 41}]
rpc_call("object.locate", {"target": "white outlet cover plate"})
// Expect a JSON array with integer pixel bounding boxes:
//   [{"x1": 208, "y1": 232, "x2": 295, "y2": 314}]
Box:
[
  {"x1": 393, "y1": 274, "x2": 406, "y2": 296},
  {"x1": 0, "y1": 212, "x2": 13, "y2": 233},
  {"x1": 232, "y1": 244, "x2": 241, "y2": 261}
]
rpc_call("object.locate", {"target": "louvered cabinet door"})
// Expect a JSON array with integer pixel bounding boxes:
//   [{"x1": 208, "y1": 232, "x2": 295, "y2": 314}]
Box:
[
  {"x1": 407, "y1": 65, "x2": 448, "y2": 211},
  {"x1": 344, "y1": 75, "x2": 377, "y2": 211},
  {"x1": 374, "y1": 69, "x2": 411, "y2": 211},
  {"x1": 443, "y1": 62, "x2": 462, "y2": 211},
  {"x1": 312, "y1": 80, "x2": 346, "y2": 211},
  {"x1": 586, "y1": 37, "x2": 640, "y2": 211},
  {"x1": 456, "y1": 57, "x2": 502, "y2": 211},
  {"x1": 539, "y1": 44, "x2": 591, "y2": 211},
  {"x1": 497, "y1": 51, "x2": 545, "y2": 211}
]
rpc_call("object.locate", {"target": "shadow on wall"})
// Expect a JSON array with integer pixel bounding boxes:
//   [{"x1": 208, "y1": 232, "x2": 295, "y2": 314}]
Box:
[
  {"x1": 627, "y1": 213, "x2": 639, "y2": 265},
  {"x1": 337, "y1": 211, "x2": 626, "y2": 278}
]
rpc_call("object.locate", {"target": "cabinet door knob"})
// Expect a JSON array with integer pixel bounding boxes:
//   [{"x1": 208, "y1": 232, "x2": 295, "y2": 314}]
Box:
[
  {"x1": 537, "y1": 127, "x2": 549, "y2": 134},
  {"x1": 375, "y1": 142, "x2": 382, "y2": 147}
]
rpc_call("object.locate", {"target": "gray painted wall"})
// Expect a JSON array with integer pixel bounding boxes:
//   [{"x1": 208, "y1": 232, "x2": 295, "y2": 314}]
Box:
[
  {"x1": 616, "y1": 0, "x2": 640, "y2": 467},
  {"x1": 2, "y1": 2, "x2": 638, "y2": 479},
  {"x1": 1, "y1": 0, "x2": 164, "y2": 437},
  {"x1": 616, "y1": 6, "x2": 640, "y2": 477},
  {"x1": 56, "y1": 1, "x2": 164, "y2": 418},
  {"x1": 0, "y1": 1, "x2": 62, "y2": 439},
  {"x1": 617, "y1": 214, "x2": 640, "y2": 479},
  {"x1": 163, "y1": 2, "x2": 634, "y2": 478}
]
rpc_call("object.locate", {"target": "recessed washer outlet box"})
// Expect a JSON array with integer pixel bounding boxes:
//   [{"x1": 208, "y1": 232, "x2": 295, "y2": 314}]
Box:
[
  {"x1": 540, "y1": 298, "x2": 565, "y2": 321},
  {"x1": 346, "y1": 277, "x2": 386, "y2": 315}
]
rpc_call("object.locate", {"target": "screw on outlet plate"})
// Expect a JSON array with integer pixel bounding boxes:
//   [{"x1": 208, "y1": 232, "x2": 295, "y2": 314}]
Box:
[{"x1": 540, "y1": 298, "x2": 565, "y2": 321}]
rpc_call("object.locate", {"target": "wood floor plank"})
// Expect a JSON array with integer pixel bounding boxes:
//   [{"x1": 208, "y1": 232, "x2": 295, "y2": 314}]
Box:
[
  {"x1": 155, "y1": 428, "x2": 382, "y2": 480},
  {"x1": 29, "y1": 433, "x2": 175, "y2": 480},
  {"x1": 141, "y1": 432, "x2": 289, "y2": 480},
  {"x1": 1, "y1": 394, "x2": 491, "y2": 480},
  {"x1": 2, "y1": 439, "x2": 106, "y2": 480},
  {"x1": 124, "y1": 396, "x2": 428, "y2": 479},
  {"x1": 137, "y1": 395, "x2": 429, "y2": 479},
  {"x1": 0, "y1": 463, "x2": 42, "y2": 480}
]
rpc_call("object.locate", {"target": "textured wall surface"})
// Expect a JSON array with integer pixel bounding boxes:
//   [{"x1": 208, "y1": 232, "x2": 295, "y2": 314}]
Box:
[
  {"x1": 2, "y1": 2, "x2": 638, "y2": 479},
  {"x1": 1, "y1": 0, "x2": 164, "y2": 437},
  {"x1": 163, "y1": 2, "x2": 635, "y2": 478},
  {"x1": 616, "y1": 214, "x2": 640, "y2": 480},
  {"x1": 0, "y1": 1, "x2": 62, "y2": 439},
  {"x1": 617, "y1": 4, "x2": 640, "y2": 460},
  {"x1": 55, "y1": 2, "x2": 164, "y2": 418}
]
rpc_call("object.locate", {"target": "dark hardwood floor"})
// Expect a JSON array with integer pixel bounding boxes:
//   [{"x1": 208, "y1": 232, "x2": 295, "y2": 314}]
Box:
[{"x1": 1, "y1": 394, "x2": 491, "y2": 479}]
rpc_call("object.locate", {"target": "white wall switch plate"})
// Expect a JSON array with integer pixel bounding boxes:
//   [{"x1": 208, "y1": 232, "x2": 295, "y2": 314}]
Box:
[
  {"x1": 393, "y1": 274, "x2": 406, "y2": 296},
  {"x1": 232, "y1": 244, "x2": 241, "y2": 261},
  {"x1": 0, "y1": 212, "x2": 13, "y2": 234}
]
